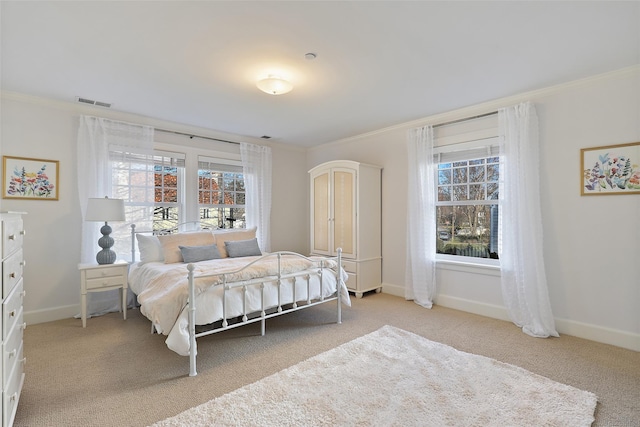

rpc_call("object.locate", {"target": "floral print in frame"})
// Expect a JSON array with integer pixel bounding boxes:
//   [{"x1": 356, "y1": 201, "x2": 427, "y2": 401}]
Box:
[
  {"x1": 581, "y1": 142, "x2": 640, "y2": 196},
  {"x1": 2, "y1": 156, "x2": 59, "y2": 200}
]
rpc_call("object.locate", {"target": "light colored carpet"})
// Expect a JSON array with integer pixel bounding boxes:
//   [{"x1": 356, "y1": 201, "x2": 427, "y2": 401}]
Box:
[{"x1": 152, "y1": 325, "x2": 597, "y2": 427}]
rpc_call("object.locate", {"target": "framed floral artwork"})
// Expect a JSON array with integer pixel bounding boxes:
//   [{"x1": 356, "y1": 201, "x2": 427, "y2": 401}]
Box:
[
  {"x1": 581, "y1": 142, "x2": 640, "y2": 196},
  {"x1": 2, "y1": 156, "x2": 59, "y2": 200}
]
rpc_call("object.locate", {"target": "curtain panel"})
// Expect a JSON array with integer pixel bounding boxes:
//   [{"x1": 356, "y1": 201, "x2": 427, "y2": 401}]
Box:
[
  {"x1": 405, "y1": 125, "x2": 437, "y2": 308},
  {"x1": 498, "y1": 102, "x2": 558, "y2": 338},
  {"x1": 77, "y1": 115, "x2": 154, "y2": 315},
  {"x1": 240, "y1": 142, "x2": 272, "y2": 253}
]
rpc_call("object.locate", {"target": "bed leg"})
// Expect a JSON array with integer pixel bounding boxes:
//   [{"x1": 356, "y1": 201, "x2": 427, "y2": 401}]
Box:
[
  {"x1": 261, "y1": 318, "x2": 265, "y2": 336},
  {"x1": 188, "y1": 264, "x2": 197, "y2": 377}
]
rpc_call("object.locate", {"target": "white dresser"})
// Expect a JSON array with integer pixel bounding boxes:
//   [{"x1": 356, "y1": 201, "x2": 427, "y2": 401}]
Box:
[
  {"x1": 309, "y1": 161, "x2": 382, "y2": 298},
  {"x1": 0, "y1": 213, "x2": 26, "y2": 427}
]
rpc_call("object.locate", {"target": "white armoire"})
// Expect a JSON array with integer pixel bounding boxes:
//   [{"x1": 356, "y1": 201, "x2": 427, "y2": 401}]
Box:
[{"x1": 309, "y1": 160, "x2": 381, "y2": 298}]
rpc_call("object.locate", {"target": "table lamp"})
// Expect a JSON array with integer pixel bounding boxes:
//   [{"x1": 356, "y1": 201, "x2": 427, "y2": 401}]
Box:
[{"x1": 85, "y1": 196, "x2": 126, "y2": 264}]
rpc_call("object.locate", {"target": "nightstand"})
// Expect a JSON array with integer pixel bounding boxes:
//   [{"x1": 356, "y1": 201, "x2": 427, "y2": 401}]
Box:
[{"x1": 78, "y1": 261, "x2": 129, "y2": 328}]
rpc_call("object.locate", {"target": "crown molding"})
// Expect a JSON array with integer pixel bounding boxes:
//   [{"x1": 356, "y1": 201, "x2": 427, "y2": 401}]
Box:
[
  {"x1": 311, "y1": 65, "x2": 640, "y2": 151},
  {"x1": 0, "y1": 90, "x2": 270, "y2": 147}
]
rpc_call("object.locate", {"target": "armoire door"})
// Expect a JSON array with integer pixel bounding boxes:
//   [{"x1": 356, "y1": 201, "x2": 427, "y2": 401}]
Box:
[
  {"x1": 331, "y1": 168, "x2": 356, "y2": 259},
  {"x1": 311, "y1": 170, "x2": 330, "y2": 255}
]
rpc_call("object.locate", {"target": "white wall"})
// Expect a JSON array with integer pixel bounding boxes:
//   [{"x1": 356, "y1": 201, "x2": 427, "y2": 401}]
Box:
[
  {"x1": 0, "y1": 93, "x2": 307, "y2": 324},
  {"x1": 1, "y1": 67, "x2": 637, "y2": 351},
  {"x1": 307, "y1": 67, "x2": 640, "y2": 351}
]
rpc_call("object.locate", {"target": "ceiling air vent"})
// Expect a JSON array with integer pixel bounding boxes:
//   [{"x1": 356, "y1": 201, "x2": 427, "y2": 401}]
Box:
[{"x1": 76, "y1": 97, "x2": 112, "y2": 108}]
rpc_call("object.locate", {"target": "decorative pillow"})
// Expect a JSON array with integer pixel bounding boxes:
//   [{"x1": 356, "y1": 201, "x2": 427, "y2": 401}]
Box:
[
  {"x1": 213, "y1": 226, "x2": 257, "y2": 258},
  {"x1": 179, "y1": 244, "x2": 221, "y2": 263},
  {"x1": 157, "y1": 231, "x2": 216, "y2": 263},
  {"x1": 136, "y1": 234, "x2": 164, "y2": 263},
  {"x1": 225, "y1": 238, "x2": 262, "y2": 258}
]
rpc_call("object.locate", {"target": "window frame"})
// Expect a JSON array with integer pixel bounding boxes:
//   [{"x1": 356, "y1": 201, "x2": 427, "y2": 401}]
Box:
[
  {"x1": 433, "y1": 137, "x2": 501, "y2": 269},
  {"x1": 197, "y1": 156, "x2": 246, "y2": 229}
]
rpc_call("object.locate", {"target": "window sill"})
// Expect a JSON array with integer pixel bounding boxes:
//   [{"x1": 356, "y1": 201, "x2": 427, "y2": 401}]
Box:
[{"x1": 436, "y1": 257, "x2": 501, "y2": 277}]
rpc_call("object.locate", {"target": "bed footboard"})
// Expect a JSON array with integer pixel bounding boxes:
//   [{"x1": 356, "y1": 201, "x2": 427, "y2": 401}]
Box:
[{"x1": 186, "y1": 249, "x2": 344, "y2": 377}]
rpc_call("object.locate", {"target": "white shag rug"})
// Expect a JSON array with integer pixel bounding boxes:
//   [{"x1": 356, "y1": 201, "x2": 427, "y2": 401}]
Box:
[{"x1": 151, "y1": 325, "x2": 597, "y2": 427}]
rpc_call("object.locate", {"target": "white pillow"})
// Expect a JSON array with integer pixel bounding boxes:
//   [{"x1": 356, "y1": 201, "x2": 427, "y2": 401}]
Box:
[
  {"x1": 136, "y1": 234, "x2": 164, "y2": 263},
  {"x1": 157, "y1": 231, "x2": 216, "y2": 263}
]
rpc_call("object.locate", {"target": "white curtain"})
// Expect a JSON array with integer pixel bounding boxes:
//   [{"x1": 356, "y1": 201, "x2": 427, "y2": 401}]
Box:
[
  {"x1": 77, "y1": 115, "x2": 154, "y2": 316},
  {"x1": 405, "y1": 125, "x2": 437, "y2": 308},
  {"x1": 498, "y1": 102, "x2": 559, "y2": 338},
  {"x1": 240, "y1": 142, "x2": 272, "y2": 252}
]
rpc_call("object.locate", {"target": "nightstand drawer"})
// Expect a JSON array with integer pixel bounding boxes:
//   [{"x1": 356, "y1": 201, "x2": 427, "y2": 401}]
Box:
[
  {"x1": 84, "y1": 265, "x2": 127, "y2": 280},
  {"x1": 3, "y1": 249, "x2": 24, "y2": 298},
  {"x1": 85, "y1": 275, "x2": 126, "y2": 291}
]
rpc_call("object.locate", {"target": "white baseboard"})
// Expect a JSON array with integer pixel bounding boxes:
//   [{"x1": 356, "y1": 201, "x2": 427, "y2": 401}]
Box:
[
  {"x1": 435, "y1": 294, "x2": 511, "y2": 322},
  {"x1": 554, "y1": 317, "x2": 640, "y2": 352},
  {"x1": 381, "y1": 283, "x2": 639, "y2": 352},
  {"x1": 24, "y1": 304, "x2": 78, "y2": 325}
]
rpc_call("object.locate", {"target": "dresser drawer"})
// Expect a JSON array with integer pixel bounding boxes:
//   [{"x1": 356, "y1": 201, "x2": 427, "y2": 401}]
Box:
[
  {"x1": 3, "y1": 344, "x2": 24, "y2": 427},
  {"x1": 3, "y1": 280, "x2": 24, "y2": 338},
  {"x1": 2, "y1": 217, "x2": 24, "y2": 259},
  {"x1": 3, "y1": 249, "x2": 24, "y2": 298},
  {"x1": 3, "y1": 309, "x2": 24, "y2": 385}
]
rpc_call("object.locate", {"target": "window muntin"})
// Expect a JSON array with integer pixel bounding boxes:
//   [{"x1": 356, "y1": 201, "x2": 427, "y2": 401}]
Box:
[
  {"x1": 198, "y1": 159, "x2": 245, "y2": 229},
  {"x1": 436, "y1": 155, "x2": 499, "y2": 260}
]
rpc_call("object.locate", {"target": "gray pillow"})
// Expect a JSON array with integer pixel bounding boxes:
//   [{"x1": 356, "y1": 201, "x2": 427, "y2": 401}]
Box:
[
  {"x1": 178, "y1": 244, "x2": 221, "y2": 263},
  {"x1": 224, "y1": 238, "x2": 262, "y2": 258}
]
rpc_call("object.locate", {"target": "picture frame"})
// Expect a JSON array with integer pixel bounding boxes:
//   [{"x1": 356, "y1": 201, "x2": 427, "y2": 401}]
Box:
[
  {"x1": 2, "y1": 155, "x2": 59, "y2": 200},
  {"x1": 581, "y1": 142, "x2": 640, "y2": 196}
]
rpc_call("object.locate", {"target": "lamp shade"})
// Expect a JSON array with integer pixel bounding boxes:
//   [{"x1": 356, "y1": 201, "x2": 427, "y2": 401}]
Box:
[
  {"x1": 256, "y1": 76, "x2": 293, "y2": 95},
  {"x1": 85, "y1": 197, "x2": 125, "y2": 222}
]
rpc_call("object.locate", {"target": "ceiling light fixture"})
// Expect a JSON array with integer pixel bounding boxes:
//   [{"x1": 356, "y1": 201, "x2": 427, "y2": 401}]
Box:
[{"x1": 256, "y1": 75, "x2": 293, "y2": 95}]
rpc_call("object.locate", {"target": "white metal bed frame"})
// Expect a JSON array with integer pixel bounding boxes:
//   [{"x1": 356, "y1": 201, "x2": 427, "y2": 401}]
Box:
[{"x1": 130, "y1": 223, "x2": 344, "y2": 377}]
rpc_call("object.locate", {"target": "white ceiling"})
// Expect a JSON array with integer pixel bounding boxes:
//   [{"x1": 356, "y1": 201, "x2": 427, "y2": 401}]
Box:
[{"x1": 1, "y1": 1, "x2": 638, "y2": 147}]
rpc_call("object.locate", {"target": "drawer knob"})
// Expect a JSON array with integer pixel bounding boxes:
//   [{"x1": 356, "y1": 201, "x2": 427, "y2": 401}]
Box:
[
  {"x1": 21, "y1": 290, "x2": 26, "y2": 298},
  {"x1": 9, "y1": 272, "x2": 15, "y2": 279},
  {"x1": 23, "y1": 322, "x2": 27, "y2": 330},
  {"x1": 8, "y1": 349, "x2": 16, "y2": 359},
  {"x1": 20, "y1": 260, "x2": 26, "y2": 267},
  {"x1": 10, "y1": 393, "x2": 17, "y2": 402},
  {"x1": 20, "y1": 230, "x2": 26, "y2": 236},
  {"x1": 8, "y1": 234, "x2": 15, "y2": 241},
  {"x1": 9, "y1": 310, "x2": 16, "y2": 317}
]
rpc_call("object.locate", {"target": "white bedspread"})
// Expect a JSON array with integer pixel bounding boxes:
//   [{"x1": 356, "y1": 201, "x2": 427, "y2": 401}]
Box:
[{"x1": 129, "y1": 254, "x2": 350, "y2": 355}]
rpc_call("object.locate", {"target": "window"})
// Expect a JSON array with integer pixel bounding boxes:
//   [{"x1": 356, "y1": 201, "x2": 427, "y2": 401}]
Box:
[
  {"x1": 153, "y1": 155, "x2": 183, "y2": 231},
  {"x1": 111, "y1": 149, "x2": 185, "y2": 233},
  {"x1": 198, "y1": 157, "x2": 245, "y2": 229},
  {"x1": 435, "y1": 143, "x2": 500, "y2": 261}
]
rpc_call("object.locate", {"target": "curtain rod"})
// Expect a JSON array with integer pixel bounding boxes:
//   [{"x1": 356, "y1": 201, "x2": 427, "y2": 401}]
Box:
[
  {"x1": 433, "y1": 111, "x2": 498, "y2": 129},
  {"x1": 155, "y1": 128, "x2": 240, "y2": 145}
]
